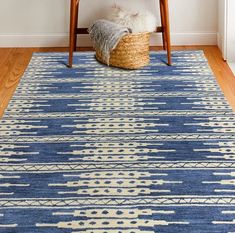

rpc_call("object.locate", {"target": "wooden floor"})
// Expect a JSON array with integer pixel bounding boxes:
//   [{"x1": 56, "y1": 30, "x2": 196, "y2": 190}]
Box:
[{"x1": 0, "y1": 46, "x2": 234, "y2": 117}]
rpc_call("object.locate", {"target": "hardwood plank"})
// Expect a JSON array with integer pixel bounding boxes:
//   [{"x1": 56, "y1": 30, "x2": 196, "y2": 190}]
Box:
[
  {"x1": 0, "y1": 48, "x2": 33, "y2": 117},
  {"x1": 203, "y1": 46, "x2": 235, "y2": 111},
  {"x1": 0, "y1": 46, "x2": 234, "y2": 117},
  {"x1": 0, "y1": 48, "x2": 12, "y2": 69}
]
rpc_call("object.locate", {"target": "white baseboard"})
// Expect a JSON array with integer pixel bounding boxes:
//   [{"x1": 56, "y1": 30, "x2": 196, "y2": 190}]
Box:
[
  {"x1": 228, "y1": 62, "x2": 235, "y2": 75},
  {"x1": 0, "y1": 32, "x2": 217, "y2": 47}
]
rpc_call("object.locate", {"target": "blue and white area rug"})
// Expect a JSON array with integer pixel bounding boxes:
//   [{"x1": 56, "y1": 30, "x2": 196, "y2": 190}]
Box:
[{"x1": 0, "y1": 51, "x2": 235, "y2": 232}]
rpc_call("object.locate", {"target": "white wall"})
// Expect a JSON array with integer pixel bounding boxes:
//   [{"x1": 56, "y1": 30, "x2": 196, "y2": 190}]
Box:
[
  {"x1": 226, "y1": 0, "x2": 235, "y2": 62},
  {"x1": 0, "y1": 0, "x2": 218, "y2": 47},
  {"x1": 218, "y1": 0, "x2": 235, "y2": 74},
  {"x1": 218, "y1": 0, "x2": 227, "y2": 58}
]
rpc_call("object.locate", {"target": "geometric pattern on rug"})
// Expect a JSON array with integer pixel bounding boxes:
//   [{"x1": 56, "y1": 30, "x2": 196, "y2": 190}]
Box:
[{"x1": 0, "y1": 51, "x2": 235, "y2": 232}]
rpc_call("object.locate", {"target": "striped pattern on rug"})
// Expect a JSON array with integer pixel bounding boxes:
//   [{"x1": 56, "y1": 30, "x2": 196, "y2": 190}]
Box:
[{"x1": 0, "y1": 51, "x2": 235, "y2": 232}]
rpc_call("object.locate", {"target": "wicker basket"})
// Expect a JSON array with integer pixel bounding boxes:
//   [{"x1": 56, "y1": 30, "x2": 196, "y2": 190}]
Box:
[{"x1": 96, "y1": 32, "x2": 151, "y2": 69}]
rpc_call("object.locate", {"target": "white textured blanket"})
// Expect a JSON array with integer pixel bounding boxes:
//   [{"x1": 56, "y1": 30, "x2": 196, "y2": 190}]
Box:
[{"x1": 88, "y1": 19, "x2": 131, "y2": 65}]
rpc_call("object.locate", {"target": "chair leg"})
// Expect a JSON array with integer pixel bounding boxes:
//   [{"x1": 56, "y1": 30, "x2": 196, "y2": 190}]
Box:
[
  {"x1": 159, "y1": 0, "x2": 166, "y2": 50},
  {"x1": 73, "y1": 0, "x2": 79, "y2": 51},
  {"x1": 68, "y1": 0, "x2": 78, "y2": 68},
  {"x1": 162, "y1": 0, "x2": 172, "y2": 66}
]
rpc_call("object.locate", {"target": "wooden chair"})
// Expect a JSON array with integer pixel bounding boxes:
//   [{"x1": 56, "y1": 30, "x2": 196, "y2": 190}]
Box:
[{"x1": 68, "y1": 0, "x2": 171, "y2": 68}]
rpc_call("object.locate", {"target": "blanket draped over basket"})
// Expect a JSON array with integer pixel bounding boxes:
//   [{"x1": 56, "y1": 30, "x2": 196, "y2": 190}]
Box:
[{"x1": 88, "y1": 19, "x2": 131, "y2": 64}]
